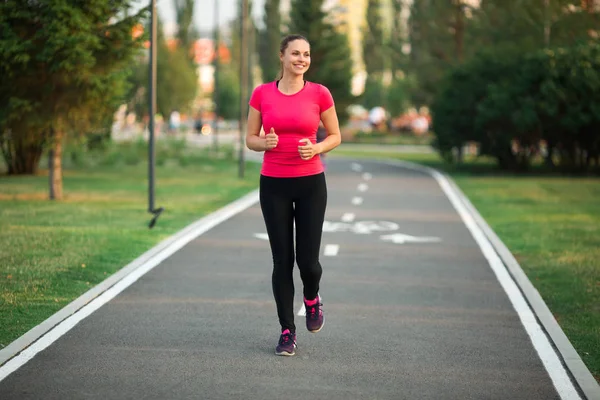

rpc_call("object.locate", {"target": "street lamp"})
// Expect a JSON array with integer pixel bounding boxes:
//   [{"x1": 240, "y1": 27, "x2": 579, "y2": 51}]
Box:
[
  {"x1": 148, "y1": 0, "x2": 163, "y2": 228},
  {"x1": 238, "y1": 0, "x2": 248, "y2": 178},
  {"x1": 212, "y1": 0, "x2": 220, "y2": 152}
]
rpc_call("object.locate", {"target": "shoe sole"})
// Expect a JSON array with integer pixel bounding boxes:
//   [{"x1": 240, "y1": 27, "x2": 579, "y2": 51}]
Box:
[
  {"x1": 275, "y1": 350, "x2": 295, "y2": 356},
  {"x1": 308, "y1": 318, "x2": 324, "y2": 333},
  {"x1": 275, "y1": 346, "x2": 297, "y2": 356}
]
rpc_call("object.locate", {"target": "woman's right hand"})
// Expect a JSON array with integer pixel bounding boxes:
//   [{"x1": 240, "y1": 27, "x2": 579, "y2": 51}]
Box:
[{"x1": 263, "y1": 128, "x2": 278, "y2": 151}]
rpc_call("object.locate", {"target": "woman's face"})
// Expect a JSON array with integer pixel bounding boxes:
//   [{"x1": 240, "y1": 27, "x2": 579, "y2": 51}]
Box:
[{"x1": 280, "y1": 39, "x2": 311, "y2": 77}]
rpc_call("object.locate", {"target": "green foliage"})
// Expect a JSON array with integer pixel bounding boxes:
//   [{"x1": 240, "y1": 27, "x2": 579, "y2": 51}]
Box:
[
  {"x1": 156, "y1": 44, "x2": 198, "y2": 117},
  {"x1": 174, "y1": 0, "x2": 198, "y2": 60},
  {"x1": 386, "y1": 77, "x2": 412, "y2": 118},
  {"x1": 359, "y1": 0, "x2": 410, "y2": 117},
  {"x1": 231, "y1": 0, "x2": 257, "y2": 85},
  {"x1": 363, "y1": 0, "x2": 386, "y2": 75},
  {"x1": 475, "y1": 0, "x2": 599, "y2": 50},
  {"x1": 406, "y1": 0, "x2": 600, "y2": 109},
  {"x1": 258, "y1": 0, "x2": 282, "y2": 82},
  {"x1": 406, "y1": 0, "x2": 469, "y2": 107},
  {"x1": 215, "y1": 65, "x2": 241, "y2": 120},
  {"x1": 126, "y1": 16, "x2": 198, "y2": 119},
  {"x1": 0, "y1": 0, "x2": 149, "y2": 174},
  {"x1": 389, "y1": 0, "x2": 408, "y2": 77},
  {"x1": 431, "y1": 42, "x2": 600, "y2": 173},
  {"x1": 289, "y1": 0, "x2": 354, "y2": 124},
  {"x1": 361, "y1": 75, "x2": 386, "y2": 110}
]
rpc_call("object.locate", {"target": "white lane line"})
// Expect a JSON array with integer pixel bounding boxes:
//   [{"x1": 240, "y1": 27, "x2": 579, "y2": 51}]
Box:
[
  {"x1": 351, "y1": 162, "x2": 363, "y2": 172},
  {"x1": 357, "y1": 183, "x2": 368, "y2": 192},
  {"x1": 323, "y1": 244, "x2": 339, "y2": 256},
  {"x1": 341, "y1": 213, "x2": 355, "y2": 222},
  {"x1": 436, "y1": 172, "x2": 581, "y2": 400},
  {"x1": 351, "y1": 196, "x2": 363, "y2": 205},
  {"x1": 0, "y1": 190, "x2": 261, "y2": 383},
  {"x1": 362, "y1": 173, "x2": 372, "y2": 180},
  {"x1": 382, "y1": 159, "x2": 581, "y2": 400}
]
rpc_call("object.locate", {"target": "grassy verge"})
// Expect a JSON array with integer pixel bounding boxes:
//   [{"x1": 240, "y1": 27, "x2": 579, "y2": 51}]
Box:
[
  {"x1": 0, "y1": 139, "x2": 260, "y2": 349},
  {"x1": 343, "y1": 131, "x2": 434, "y2": 146},
  {"x1": 332, "y1": 150, "x2": 600, "y2": 382}
]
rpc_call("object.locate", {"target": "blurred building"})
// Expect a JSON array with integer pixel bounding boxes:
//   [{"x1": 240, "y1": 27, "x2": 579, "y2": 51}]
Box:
[{"x1": 190, "y1": 38, "x2": 231, "y2": 93}]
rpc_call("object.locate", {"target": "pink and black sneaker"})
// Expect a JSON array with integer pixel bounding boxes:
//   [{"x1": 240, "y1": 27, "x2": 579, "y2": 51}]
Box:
[
  {"x1": 275, "y1": 329, "x2": 297, "y2": 356},
  {"x1": 304, "y1": 295, "x2": 324, "y2": 333}
]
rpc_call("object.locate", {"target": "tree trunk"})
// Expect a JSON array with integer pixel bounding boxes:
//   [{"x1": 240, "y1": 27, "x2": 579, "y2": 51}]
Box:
[
  {"x1": 0, "y1": 129, "x2": 44, "y2": 175},
  {"x1": 49, "y1": 129, "x2": 64, "y2": 200}
]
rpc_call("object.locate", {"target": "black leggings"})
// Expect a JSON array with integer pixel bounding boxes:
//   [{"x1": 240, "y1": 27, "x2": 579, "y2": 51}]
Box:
[{"x1": 259, "y1": 172, "x2": 327, "y2": 333}]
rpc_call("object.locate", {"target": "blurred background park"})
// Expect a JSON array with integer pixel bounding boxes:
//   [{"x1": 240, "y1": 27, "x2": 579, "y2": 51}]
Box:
[{"x1": 1, "y1": 0, "x2": 599, "y2": 384}]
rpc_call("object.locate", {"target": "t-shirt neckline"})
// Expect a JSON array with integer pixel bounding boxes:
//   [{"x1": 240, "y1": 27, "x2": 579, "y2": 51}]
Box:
[{"x1": 274, "y1": 80, "x2": 309, "y2": 97}]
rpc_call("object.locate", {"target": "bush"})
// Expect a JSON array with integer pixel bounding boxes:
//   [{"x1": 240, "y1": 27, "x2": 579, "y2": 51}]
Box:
[{"x1": 431, "y1": 42, "x2": 600, "y2": 173}]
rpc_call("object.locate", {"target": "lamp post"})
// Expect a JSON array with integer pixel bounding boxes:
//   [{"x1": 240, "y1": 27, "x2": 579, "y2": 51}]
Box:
[
  {"x1": 212, "y1": 0, "x2": 220, "y2": 152},
  {"x1": 238, "y1": 0, "x2": 248, "y2": 178},
  {"x1": 148, "y1": 0, "x2": 163, "y2": 228}
]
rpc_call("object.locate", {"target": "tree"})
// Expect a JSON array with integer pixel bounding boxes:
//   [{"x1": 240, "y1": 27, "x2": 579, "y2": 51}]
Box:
[
  {"x1": 215, "y1": 65, "x2": 241, "y2": 120},
  {"x1": 0, "y1": 0, "x2": 148, "y2": 200},
  {"x1": 259, "y1": 0, "x2": 282, "y2": 82},
  {"x1": 361, "y1": 0, "x2": 387, "y2": 109},
  {"x1": 174, "y1": 0, "x2": 198, "y2": 64},
  {"x1": 389, "y1": 0, "x2": 408, "y2": 77},
  {"x1": 405, "y1": 0, "x2": 475, "y2": 107},
  {"x1": 127, "y1": 15, "x2": 198, "y2": 122},
  {"x1": 362, "y1": 0, "x2": 386, "y2": 77},
  {"x1": 231, "y1": 0, "x2": 258, "y2": 95},
  {"x1": 474, "y1": 0, "x2": 599, "y2": 51},
  {"x1": 289, "y1": 0, "x2": 354, "y2": 124},
  {"x1": 156, "y1": 43, "x2": 198, "y2": 118}
]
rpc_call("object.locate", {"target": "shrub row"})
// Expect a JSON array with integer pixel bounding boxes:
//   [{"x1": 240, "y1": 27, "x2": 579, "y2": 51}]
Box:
[{"x1": 431, "y1": 42, "x2": 600, "y2": 173}]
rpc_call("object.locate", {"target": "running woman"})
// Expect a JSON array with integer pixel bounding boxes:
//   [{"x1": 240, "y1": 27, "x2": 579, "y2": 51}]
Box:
[{"x1": 245, "y1": 34, "x2": 342, "y2": 356}]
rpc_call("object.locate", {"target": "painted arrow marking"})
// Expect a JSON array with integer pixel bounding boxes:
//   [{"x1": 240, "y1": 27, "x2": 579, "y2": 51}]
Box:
[
  {"x1": 380, "y1": 233, "x2": 442, "y2": 244},
  {"x1": 253, "y1": 233, "x2": 269, "y2": 241},
  {"x1": 351, "y1": 163, "x2": 363, "y2": 172},
  {"x1": 341, "y1": 213, "x2": 355, "y2": 222}
]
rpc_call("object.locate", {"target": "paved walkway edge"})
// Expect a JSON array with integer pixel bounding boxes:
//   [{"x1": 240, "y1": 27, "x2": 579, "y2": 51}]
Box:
[
  {"x1": 0, "y1": 189, "x2": 260, "y2": 371},
  {"x1": 377, "y1": 158, "x2": 599, "y2": 400},
  {"x1": 445, "y1": 176, "x2": 600, "y2": 400}
]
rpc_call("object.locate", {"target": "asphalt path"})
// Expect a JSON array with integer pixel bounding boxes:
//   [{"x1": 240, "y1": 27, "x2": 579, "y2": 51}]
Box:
[{"x1": 0, "y1": 158, "x2": 581, "y2": 399}]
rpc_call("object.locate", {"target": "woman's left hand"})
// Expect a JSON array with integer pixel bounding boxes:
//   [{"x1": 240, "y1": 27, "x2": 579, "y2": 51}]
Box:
[{"x1": 298, "y1": 138, "x2": 319, "y2": 160}]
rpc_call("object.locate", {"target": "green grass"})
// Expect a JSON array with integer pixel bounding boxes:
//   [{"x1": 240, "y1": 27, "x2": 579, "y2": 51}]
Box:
[
  {"x1": 333, "y1": 150, "x2": 600, "y2": 382},
  {"x1": 0, "y1": 141, "x2": 260, "y2": 348},
  {"x1": 345, "y1": 131, "x2": 434, "y2": 145}
]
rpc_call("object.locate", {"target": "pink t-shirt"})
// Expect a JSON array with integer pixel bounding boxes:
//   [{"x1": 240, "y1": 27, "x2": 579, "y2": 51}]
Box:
[{"x1": 249, "y1": 81, "x2": 335, "y2": 177}]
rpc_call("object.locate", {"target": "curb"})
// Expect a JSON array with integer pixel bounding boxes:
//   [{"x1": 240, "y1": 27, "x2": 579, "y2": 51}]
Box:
[
  {"x1": 0, "y1": 189, "x2": 260, "y2": 371},
  {"x1": 444, "y1": 176, "x2": 600, "y2": 400},
  {"x1": 374, "y1": 157, "x2": 599, "y2": 400}
]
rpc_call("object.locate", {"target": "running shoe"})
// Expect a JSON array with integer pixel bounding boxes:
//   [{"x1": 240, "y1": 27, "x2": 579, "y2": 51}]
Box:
[
  {"x1": 275, "y1": 329, "x2": 297, "y2": 356},
  {"x1": 304, "y1": 296, "x2": 324, "y2": 333}
]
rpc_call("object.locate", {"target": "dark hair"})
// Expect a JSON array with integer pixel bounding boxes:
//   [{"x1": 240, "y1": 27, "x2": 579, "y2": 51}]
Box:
[{"x1": 276, "y1": 34, "x2": 310, "y2": 80}]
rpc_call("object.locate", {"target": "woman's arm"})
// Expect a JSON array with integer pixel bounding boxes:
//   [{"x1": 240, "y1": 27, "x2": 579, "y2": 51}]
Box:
[
  {"x1": 245, "y1": 107, "x2": 266, "y2": 151},
  {"x1": 316, "y1": 106, "x2": 342, "y2": 154}
]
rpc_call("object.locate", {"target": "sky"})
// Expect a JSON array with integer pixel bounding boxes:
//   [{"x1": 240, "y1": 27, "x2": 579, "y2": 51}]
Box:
[{"x1": 133, "y1": 0, "x2": 267, "y2": 36}]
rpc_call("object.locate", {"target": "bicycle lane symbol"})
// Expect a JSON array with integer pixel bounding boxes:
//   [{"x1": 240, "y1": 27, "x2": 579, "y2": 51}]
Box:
[
  {"x1": 253, "y1": 221, "x2": 399, "y2": 240},
  {"x1": 321, "y1": 220, "x2": 399, "y2": 234},
  {"x1": 253, "y1": 220, "x2": 441, "y2": 244}
]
